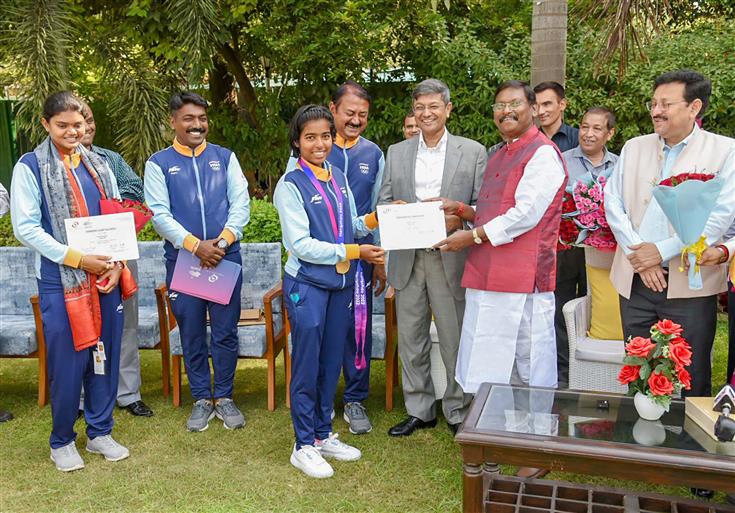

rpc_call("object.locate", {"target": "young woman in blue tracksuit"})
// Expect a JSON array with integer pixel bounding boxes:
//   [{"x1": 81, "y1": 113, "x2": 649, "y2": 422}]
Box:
[
  {"x1": 10, "y1": 91, "x2": 130, "y2": 471},
  {"x1": 274, "y1": 105, "x2": 384, "y2": 478}
]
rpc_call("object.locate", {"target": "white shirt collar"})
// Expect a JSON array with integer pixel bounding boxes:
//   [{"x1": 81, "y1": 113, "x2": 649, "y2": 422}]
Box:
[{"x1": 419, "y1": 128, "x2": 449, "y2": 151}]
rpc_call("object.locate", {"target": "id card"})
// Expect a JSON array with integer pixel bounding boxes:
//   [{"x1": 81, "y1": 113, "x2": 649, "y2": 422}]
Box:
[
  {"x1": 96, "y1": 341, "x2": 106, "y2": 360},
  {"x1": 93, "y1": 351, "x2": 105, "y2": 375}
]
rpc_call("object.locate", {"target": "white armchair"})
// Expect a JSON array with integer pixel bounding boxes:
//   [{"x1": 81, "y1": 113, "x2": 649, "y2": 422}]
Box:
[{"x1": 563, "y1": 247, "x2": 627, "y2": 393}]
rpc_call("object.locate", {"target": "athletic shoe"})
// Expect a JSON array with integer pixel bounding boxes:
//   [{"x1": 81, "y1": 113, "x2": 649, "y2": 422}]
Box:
[
  {"x1": 290, "y1": 444, "x2": 334, "y2": 478},
  {"x1": 50, "y1": 441, "x2": 85, "y2": 472},
  {"x1": 86, "y1": 435, "x2": 129, "y2": 462},
  {"x1": 315, "y1": 433, "x2": 362, "y2": 461},
  {"x1": 343, "y1": 402, "x2": 372, "y2": 434},
  {"x1": 214, "y1": 398, "x2": 246, "y2": 429},
  {"x1": 187, "y1": 399, "x2": 215, "y2": 432}
]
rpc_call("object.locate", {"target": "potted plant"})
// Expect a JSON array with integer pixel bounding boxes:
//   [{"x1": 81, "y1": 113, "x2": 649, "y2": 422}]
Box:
[{"x1": 617, "y1": 319, "x2": 693, "y2": 420}]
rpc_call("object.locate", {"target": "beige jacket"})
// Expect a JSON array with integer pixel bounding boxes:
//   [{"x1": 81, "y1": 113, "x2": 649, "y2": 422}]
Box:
[{"x1": 608, "y1": 128, "x2": 735, "y2": 299}]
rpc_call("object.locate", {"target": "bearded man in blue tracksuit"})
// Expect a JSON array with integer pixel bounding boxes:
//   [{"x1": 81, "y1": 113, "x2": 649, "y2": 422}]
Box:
[
  {"x1": 144, "y1": 92, "x2": 250, "y2": 432},
  {"x1": 327, "y1": 81, "x2": 386, "y2": 434}
]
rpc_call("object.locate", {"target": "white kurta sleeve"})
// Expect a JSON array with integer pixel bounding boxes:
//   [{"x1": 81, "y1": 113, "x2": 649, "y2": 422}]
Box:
[{"x1": 482, "y1": 145, "x2": 565, "y2": 247}]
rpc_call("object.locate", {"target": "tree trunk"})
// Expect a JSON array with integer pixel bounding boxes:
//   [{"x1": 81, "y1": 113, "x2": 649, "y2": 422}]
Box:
[
  {"x1": 217, "y1": 42, "x2": 259, "y2": 128},
  {"x1": 530, "y1": 0, "x2": 568, "y2": 87}
]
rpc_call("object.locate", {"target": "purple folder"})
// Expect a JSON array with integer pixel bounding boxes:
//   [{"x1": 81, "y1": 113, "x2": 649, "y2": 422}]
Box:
[{"x1": 170, "y1": 250, "x2": 241, "y2": 305}]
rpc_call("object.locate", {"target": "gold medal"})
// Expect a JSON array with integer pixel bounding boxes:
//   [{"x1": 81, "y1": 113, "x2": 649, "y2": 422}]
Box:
[{"x1": 336, "y1": 260, "x2": 350, "y2": 274}]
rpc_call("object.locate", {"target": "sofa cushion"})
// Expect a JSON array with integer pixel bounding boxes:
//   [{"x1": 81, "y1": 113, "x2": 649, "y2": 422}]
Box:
[
  {"x1": 0, "y1": 248, "x2": 36, "y2": 315},
  {"x1": 136, "y1": 242, "x2": 167, "y2": 309},
  {"x1": 170, "y1": 316, "x2": 283, "y2": 358},
  {"x1": 137, "y1": 307, "x2": 162, "y2": 348},
  {"x1": 587, "y1": 264, "x2": 624, "y2": 341},
  {"x1": 575, "y1": 336, "x2": 625, "y2": 364},
  {"x1": 240, "y1": 243, "x2": 282, "y2": 313},
  {"x1": 0, "y1": 315, "x2": 38, "y2": 356}
]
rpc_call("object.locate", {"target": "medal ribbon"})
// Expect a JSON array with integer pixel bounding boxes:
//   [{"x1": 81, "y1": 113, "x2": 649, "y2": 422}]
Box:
[{"x1": 297, "y1": 158, "x2": 367, "y2": 370}]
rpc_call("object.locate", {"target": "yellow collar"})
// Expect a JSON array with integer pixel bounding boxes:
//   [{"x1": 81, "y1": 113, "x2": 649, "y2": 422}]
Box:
[
  {"x1": 173, "y1": 138, "x2": 207, "y2": 157},
  {"x1": 301, "y1": 159, "x2": 332, "y2": 182},
  {"x1": 335, "y1": 133, "x2": 359, "y2": 149},
  {"x1": 54, "y1": 144, "x2": 81, "y2": 169}
]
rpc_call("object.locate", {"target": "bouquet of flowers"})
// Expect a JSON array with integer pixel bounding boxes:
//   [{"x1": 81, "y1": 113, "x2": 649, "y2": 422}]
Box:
[
  {"x1": 617, "y1": 319, "x2": 692, "y2": 410},
  {"x1": 558, "y1": 175, "x2": 617, "y2": 251},
  {"x1": 99, "y1": 198, "x2": 153, "y2": 234},
  {"x1": 652, "y1": 172, "x2": 722, "y2": 290}
]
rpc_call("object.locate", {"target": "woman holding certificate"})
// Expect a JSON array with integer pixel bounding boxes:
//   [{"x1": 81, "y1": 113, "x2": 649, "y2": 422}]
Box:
[
  {"x1": 274, "y1": 105, "x2": 384, "y2": 478},
  {"x1": 10, "y1": 92, "x2": 131, "y2": 472}
]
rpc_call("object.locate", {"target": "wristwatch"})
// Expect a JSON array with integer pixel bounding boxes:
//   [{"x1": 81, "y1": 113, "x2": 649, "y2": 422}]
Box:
[
  {"x1": 216, "y1": 238, "x2": 229, "y2": 250},
  {"x1": 472, "y1": 228, "x2": 483, "y2": 245}
]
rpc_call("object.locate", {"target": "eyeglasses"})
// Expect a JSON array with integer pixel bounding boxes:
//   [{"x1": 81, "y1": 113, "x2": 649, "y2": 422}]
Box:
[
  {"x1": 645, "y1": 100, "x2": 689, "y2": 112},
  {"x1": 491, "y1": 99, "x2": 526, "y2": 112}
]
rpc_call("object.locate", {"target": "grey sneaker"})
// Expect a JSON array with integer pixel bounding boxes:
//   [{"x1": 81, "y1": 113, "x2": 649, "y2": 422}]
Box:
[
  {"x1": 343, "y1": 402, "x2": 372, "y2": 434},
  {"x1": 214, "y1": 398, "x2": 245, "y2": 430},
  {"x1": 86, "y1": 435, "x2": 129, "y2": 462},
  {"x1": 187, "y1": 399, "x2": 215, "y2": 432},
  {"x1": 50, "y1": 441, "x2": 85, "y2": 472}
]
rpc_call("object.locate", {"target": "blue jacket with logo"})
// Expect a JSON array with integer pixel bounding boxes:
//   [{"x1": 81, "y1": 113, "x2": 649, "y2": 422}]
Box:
[
  {"x1": 144, "y1": 140, "x2": 250, "y2": 261},
  {"x1": 327, "y1": 136, "x2": 384, "y2": 244},
  {"x1": 274, "y1": 160, "x2": 376, "y2": 290}
]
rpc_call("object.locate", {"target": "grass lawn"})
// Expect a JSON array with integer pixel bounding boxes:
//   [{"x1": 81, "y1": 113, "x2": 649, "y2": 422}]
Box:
[{"x1": 0, "y1": 317, "x2": 731, "y2": 512}]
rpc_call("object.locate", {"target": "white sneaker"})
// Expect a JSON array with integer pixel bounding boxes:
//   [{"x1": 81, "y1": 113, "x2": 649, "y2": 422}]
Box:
[
  {"x1": 290, "y1": 444, "x2": 334, "y2": 478},
  {"x1": 315, "y1": 433, "x2": 361, "y2": 462},
  {"x1": 50, "y1": 441, "x2": 85, "y2": 472},
  {"x1": 86, "y1": 435, "x2": 130, "y2": 462}
]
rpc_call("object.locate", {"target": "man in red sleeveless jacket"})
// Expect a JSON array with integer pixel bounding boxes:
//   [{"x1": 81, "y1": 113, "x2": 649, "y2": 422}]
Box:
[{"x1": 434, "y1": 80, "x2": 567, "y2": 392}]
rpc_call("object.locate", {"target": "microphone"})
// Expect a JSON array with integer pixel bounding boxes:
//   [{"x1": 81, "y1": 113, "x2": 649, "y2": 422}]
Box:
[{"x1": 712, "y1": 383, "x2": 735, "y2": 442}]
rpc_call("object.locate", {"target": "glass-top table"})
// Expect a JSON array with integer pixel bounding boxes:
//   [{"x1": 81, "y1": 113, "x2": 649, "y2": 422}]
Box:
[
  {"x1": 456, "y1": 384, "x2": 735, "y2": 513},
  {"x1": 476, "y1": 384, "x2": 733, "y2": 455}
]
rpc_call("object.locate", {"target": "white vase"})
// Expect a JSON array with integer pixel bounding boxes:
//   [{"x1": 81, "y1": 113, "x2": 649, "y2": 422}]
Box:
[
  {"x1": 634, "y1": 391, "x2": 666, "y2": 421},
  {"x1": 632, "y1": 419, "x2": 666, "y2": 446}
]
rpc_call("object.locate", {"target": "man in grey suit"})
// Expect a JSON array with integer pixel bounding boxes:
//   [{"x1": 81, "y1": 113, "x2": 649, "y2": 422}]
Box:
[{"x1": 379, "y1": 79, "x2": 487, "y2": 436}]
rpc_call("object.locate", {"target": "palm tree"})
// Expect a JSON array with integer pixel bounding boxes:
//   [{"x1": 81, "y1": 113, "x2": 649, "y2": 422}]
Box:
[{"x1": 531, "y1": 0, "x2": 568, "y2": 87}]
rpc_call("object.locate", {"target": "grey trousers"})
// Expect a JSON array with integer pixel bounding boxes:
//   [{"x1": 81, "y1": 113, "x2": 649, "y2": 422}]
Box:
[
  {"x1": 116, "y1": 259, "x2": 142, "y2": 406},
  {"x1": 80, "y1": 259, "x2": 142, "y2": 408},
  {"x1": 395, "y1": 250, "x2": 469, "y2": 424}
]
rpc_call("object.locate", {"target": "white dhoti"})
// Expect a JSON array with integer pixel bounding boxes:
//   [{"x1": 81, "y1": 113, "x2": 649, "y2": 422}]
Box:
[{"x1": 455, "y1": 288, "x2": 557, "y2": 393}]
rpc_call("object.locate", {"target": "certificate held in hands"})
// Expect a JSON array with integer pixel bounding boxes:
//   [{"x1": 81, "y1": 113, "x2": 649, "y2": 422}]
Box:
[
  {"x1": 170, "y1": 250, "x2": 241, "y2": 305},
  {"x1": 377, "y1": 201, "x2": 447, "y2": 250},
  {"x1": 65, "y1": 212, "x2": 139, "y2": 260}
]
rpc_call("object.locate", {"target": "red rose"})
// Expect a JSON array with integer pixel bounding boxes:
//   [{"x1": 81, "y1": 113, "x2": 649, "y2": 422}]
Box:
[
  {"x1": 677, "y1": 367, "x2": 692, "y2": 390},
  {"x1": 669, "y1": 336, "x2": 688, "y2": 347},
  {"x1": 648, "y1": 372, "x2": 674, "y2": 396},
  {"x1": 655, "y1": 319, "x2": 683, "y2": 336},
  {"x1": 625, "y1": 336, "x2": 655, "y2": 358},
  {"x1": 669, "y1": 342, "x2": 692, "y2": 368},
  {"x1": 617, "y1": 365, "x2": 640, "y2": 385}
]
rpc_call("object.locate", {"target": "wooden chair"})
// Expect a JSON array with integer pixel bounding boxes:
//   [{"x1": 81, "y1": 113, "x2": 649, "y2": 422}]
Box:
[
  {"x1": 0, "y1": 247, "x2": 47, "y2": 406},
  {"x1": 158, "y1": 243, "x2": 289, "y2": 411}
]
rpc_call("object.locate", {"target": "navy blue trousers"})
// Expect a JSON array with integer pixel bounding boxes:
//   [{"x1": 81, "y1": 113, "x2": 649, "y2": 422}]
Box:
[
  {"x1": 42, "y1": 284, "x2": 123, "y2": 449},
  {"x1": 165, "y1": 251, "x2": 242, "y2": 401},
  {"x1": 285, "y1": 276, "x2": 352, "y2": 448},
  {"x1": 342, "y1": 262, "x2": 373, "y2": 404},
  {"x1": 728, "y1": 287, "x2": 734, "y2": 382}
]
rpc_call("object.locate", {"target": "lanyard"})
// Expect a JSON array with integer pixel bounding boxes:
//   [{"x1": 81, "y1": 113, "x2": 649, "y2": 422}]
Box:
[
  {"x1": 297, "y1": 158, "x2": 344, "y2": 244},
  {"x1": 578, "y1": 156, "x2": 610, "y2": 178},
  {"x1": 353, "y1": 262, "x2": 368, "y2": 370}
]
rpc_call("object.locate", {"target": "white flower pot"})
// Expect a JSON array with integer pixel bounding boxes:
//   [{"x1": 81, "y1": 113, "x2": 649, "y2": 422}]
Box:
[
  {"x1": 634, "y1": 391, "x2": 666, "y2": 421},
  {"x1": 632, "y1": 419, "x2": 666, "y2": 446}
]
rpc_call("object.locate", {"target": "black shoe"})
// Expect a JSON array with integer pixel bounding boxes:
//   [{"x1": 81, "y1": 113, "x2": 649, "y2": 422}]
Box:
[
  {"x1": 690, "y1": 488, "x2": 714, "y2": 499},
  {"x1": 388, "y1": 416, "x2": 437, "y2": 437},
  {"x1": 121, "y1": 400, "x2": 154, "y2": 417},
  {"x1": 77, "y1": 409, "x2": 83, "y2": 420},
  {"x1": 447, "y1": 422, "x2": 460, "y2": 435},
  {"x1": 0, "y1": 410, "x2": 13, "y2": 423}
]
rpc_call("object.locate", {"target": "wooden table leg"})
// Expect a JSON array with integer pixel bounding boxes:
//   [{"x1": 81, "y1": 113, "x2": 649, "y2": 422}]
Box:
[{"x1": 463, "y1": 462, "x2": 484, "y2": 513}]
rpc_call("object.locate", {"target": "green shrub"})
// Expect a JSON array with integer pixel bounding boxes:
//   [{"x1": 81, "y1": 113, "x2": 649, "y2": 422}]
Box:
[{"x1": 0, "y1": 214, "x2": 21, "y2": 247}]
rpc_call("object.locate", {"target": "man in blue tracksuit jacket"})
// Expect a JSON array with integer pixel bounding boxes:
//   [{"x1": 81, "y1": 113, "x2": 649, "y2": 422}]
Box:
[
  {"x1": 144, "y1": 92, "x2": 250, "y2": 432},
  {"x1": 327, "y1": 81, "x2": 385, "y2": 434}
]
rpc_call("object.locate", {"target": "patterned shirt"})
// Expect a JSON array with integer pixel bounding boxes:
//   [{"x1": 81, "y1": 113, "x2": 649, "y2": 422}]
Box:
[{"x1": 92, "y1": 145, "x2": 144, "y2": 203}]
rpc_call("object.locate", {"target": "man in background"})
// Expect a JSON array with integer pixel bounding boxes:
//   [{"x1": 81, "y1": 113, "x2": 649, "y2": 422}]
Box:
[
  {"x1": 80, "y1": 102, "x2": 153, "y2": 417},
  {"x1": 403, "y1": 111, "x2": 420, "y2": 139}
]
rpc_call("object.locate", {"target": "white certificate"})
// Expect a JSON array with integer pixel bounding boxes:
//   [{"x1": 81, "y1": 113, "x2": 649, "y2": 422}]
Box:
[
  {"x1": 65, "y1": 212, "x2": 139, "y2": 260},
  {"x1": 377, "y1": 201, "x2": 447, "y2": 250}
]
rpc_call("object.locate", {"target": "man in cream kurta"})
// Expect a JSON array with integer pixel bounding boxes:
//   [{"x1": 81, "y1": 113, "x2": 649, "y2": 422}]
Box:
[
  {"x1": 605, "y1": 70, "x2": 735, "y2": 396},
  {"x1": 434, "y1": 80, "x2": 566, "y2": 391}
]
